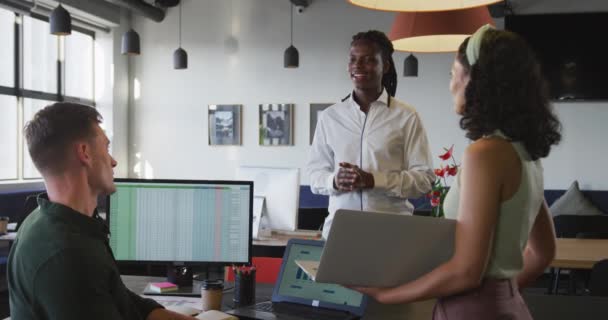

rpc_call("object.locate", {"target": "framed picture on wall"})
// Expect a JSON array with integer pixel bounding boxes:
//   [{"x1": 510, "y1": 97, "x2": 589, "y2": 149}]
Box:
[
  {"x1": 309, "y1": 103, "x2": 333, "y2": 144},
  {"x1": 259, "y1": 104, "x2": 294, "y2": 146},
  {"x1": 208, "y1": 104, "x2": 242, "y2": 146}
]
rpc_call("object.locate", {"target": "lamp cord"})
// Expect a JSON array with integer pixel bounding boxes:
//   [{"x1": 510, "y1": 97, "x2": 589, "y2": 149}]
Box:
[
  {"x1": 179, "y1": 1, "x2": 182, "y2": 47},
  {"x1": 290, "y1": 3, "x2": 293, "y2": 45}
]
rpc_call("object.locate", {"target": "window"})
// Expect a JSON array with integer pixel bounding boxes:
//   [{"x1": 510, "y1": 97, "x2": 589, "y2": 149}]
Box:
[
  {"x1": 23, "y1": 99, "x2": 53, "y2": 179},
  {"x1": 0, "y1": 9, "x2": 14, "y2": 87},
  {"x1": 0, "y1": 8, "x2": 95, "y2": 182},
  {"x1": 23, "y1": 15, "x2": 58, "y2": 93},
  {"x1": 0, "y1": 95, "x2": 18, "y2": 180},
  {"x1": 65, "y1": 31, "x2": 94, "y2": 100}
]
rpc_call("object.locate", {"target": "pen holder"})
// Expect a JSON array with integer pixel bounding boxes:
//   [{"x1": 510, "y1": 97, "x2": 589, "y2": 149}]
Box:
[{"x1": 233, "y1": 269, "x2": 256, "y2": 307}]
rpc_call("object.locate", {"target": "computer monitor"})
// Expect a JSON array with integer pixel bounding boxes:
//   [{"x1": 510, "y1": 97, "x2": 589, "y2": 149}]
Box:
[
  {"x1": 107, "y1": 179, "x2": 253, "y2": 268},
  {"x1": 236, "y1": 166, "x2": 299, "y2": 231}
]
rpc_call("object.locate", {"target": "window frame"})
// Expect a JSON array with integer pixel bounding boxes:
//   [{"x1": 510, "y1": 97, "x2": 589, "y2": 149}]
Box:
[{"x1": 0, "y1": 10, "x2": 95, "y2": 181}]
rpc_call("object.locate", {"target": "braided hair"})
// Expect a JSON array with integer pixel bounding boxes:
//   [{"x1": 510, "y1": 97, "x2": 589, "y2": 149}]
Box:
[{"x1": 351, "y1": 30, "x2": 398, "y2": 97}]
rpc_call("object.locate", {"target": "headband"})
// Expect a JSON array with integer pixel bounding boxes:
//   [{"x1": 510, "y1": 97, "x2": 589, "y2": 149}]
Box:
[{"x1": 466, "y1": 24, "x2": 494, "y2": 66}]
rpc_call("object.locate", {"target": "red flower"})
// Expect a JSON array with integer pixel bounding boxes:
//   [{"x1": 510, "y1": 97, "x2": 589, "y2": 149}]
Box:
[
  {"x1": 434, "y1": 167, "x2": 446, "y2": 178},
  {"x1": 433, "y1": 190, "x2": 441, "y2": 197},
  {"x1": 431, "y1": 197, "x2": 441, "y2": 207},
  {"x1": 439, "y1": 145, "x2": 454, "y2": 161},
  {"x1": 446, "y1": 165, "x2": 458, "y2": 176}
]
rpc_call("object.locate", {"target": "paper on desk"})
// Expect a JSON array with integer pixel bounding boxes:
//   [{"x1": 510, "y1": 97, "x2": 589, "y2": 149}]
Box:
[
  {"x1": 141, "y1": 296, "x2": 236, "y2": 320},
  {"x1": 196, "y1": 310, "x2": 238, "y2": 320},
  {"x1": 141, "y1": 294, "x2": 202, "y2": 310}
]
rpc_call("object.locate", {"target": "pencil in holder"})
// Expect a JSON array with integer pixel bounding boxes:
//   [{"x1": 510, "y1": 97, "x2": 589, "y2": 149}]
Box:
[{"x1": 233, "y1": 267, "x2": 256, "y2": 306}]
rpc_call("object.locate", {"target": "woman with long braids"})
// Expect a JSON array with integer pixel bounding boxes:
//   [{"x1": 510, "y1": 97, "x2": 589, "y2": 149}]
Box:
[
  {"x1": 353, "y1": 25, "x2": 561, "y2": 320},
  {"x1": 307, "y1": 30, "x2": 435, "y2": 239}
]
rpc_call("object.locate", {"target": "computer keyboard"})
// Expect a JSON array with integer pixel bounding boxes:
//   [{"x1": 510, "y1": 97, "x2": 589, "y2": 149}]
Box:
[
  {"x1": 253, "y1": 301, "x2": 274, "y2": 312},
  {"x1": 253, "y1": 301, "x2": 356, "y2": 320}
]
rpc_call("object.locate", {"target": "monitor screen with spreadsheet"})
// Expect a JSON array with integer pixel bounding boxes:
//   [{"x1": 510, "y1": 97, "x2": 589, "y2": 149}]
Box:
[{"x1": 107, "y1": 179, "x2": 253, "y2": 265}]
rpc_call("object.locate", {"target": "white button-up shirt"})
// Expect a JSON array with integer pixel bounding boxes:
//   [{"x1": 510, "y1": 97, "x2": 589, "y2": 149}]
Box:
[{"x1": 307, "y1": 89, "x2": 435, "y2": 239}]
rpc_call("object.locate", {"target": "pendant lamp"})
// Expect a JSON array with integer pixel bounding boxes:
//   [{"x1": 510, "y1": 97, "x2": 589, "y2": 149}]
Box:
[
  {"x1": 389, "y1": 7, "x2": 494, "y2": 53},
  {"x1": 50, "y1": 3, "x2": 71, "y2": 35},
  {"x1": 348, "y1": 0, "x2": 502, "y2": 12},
  {"x1": 403, "y1": 54, "x2": 418, "y2": 77},
  {"x1": 283, "y1": 3, "x2": 299, "y2": 68},
  {"x1": 173, "y1": 1, "x2": 188, "y2": 69},
  {"x1": 121, "y1": 29, "x2": 141, "y2": 55}
]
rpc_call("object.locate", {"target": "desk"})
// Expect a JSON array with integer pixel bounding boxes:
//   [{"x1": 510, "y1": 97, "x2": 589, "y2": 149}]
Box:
[
  {"x1": 122, "y1": 275, "x2": 608, "y2": 320},
  {"x1": 253, "y1": 230, "x2": 322, "y2": 257},
  {"x1": 552, "y1": 238, "x2": 608, "y2": 269},
  {"x1": 253, "y1": 230, "x2": 322, "y2": 247},
  {"x1": 122, "y1": 275, "x2": 435, "y2": 320},
  {"x1": 121, "y1": 275, "x2": 274, "y2": 311},
  {"x1": 0, "y1": 233, "x2": 16, "y2": 242},
  {"x1": 0, "y1": 233, "x2": 16, "y2": 253}
]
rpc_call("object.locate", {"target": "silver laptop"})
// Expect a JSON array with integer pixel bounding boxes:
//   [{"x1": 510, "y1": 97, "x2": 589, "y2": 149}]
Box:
[
  {"x1": 226, "y1": 238, "x2": 367, "y2": 320},
  {"x1": 298, "y1": 209, "x2": 456, "y2": 288}
]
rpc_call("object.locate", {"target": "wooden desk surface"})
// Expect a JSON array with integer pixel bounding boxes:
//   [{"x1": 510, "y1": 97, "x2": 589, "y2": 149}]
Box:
[
  {"x1": 253, "y1": 229, "x2": 322, "y2": 247},
  {"x1": 552, "y1": 238, "x2": 608, "y2": 269}
]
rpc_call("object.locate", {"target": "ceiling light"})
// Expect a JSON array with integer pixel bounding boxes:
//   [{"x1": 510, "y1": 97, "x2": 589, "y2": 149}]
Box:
[
  {"x1": 173, "y1": 1, "x2": 188, "y2": 69},
  {"x1": 284, "y1": 2, "x2": 299, "y2": 68},
  {"x1": 50, "y1": 3, "x2": 71, "y2": 35},
  {"x1": 348, "y1": 0, "x2": 502, "y2": 12},
  {"x1": 403, "y1": 54, "x2": 418, "y2": 77},
  {"x1": 389, "y1": 7, "x2": 494, "y2": 53},
  {"x1": 121, "y1": 29, "x2": 141, "y2": 55}
]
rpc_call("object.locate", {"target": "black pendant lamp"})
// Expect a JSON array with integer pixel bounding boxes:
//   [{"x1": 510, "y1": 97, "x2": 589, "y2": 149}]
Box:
[
  {"x1": 173, "y1": 1, "x2": 188, "y2": 69},
  {"x1": 403, "y1": 54, "x2": 418, "y2": 77},
  {"x1": 121, "y1": 29, "x2": 141, "y2": 55},
  {"x1": 283, "y1": 3, "x2": 299, "y2": 68},
  {"x1": 50, "y1": 3, "x2": 71, "y2": 35}
]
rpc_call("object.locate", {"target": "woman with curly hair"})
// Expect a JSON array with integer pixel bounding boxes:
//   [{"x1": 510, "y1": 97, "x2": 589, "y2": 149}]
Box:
[{"x1": 354, "y1": 25, "x2": 562, "y2": 319}]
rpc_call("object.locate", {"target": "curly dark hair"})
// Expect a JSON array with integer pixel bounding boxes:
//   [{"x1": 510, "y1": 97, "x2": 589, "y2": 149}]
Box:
[
  {"x1": 457, "y1": 29, "x2": 561, "y2": 160},
  {"x1": 351, "y1": 30, "x2": 397, "y2": 97}
]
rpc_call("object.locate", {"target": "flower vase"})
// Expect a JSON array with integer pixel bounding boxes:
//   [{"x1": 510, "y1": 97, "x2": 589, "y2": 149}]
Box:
[{"x1": 431, "y1": 187, "x2": 447, "y2": 218}]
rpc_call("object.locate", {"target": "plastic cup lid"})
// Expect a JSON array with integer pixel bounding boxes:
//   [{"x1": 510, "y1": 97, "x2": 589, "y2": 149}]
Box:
[{"x1": 201, "y1": 279, "x2": 224, "y2": 289}]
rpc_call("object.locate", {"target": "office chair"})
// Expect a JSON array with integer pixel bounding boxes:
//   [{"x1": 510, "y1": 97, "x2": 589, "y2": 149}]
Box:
[
  {"x1": 14, "y1": 193, "x2": 42, "y2": 232},
  {"x1": 589, "y1": 259, "x2": 608, "y2": 296}
]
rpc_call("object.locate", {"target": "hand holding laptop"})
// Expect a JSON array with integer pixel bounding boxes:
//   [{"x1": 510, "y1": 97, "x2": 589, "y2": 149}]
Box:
[{"x1": 296, "y1": 210, "x2": 456, "y2": 288}]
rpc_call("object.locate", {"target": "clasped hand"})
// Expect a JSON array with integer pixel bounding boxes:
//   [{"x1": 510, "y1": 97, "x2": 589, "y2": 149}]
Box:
[{"x1": 334, "y1": 162, "x2": 374, "y2": 191}]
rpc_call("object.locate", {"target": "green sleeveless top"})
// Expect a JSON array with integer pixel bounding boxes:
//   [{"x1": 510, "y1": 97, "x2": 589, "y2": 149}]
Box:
[{"x1": 443, "y1": 131, "x2": 544, "y2": 279}]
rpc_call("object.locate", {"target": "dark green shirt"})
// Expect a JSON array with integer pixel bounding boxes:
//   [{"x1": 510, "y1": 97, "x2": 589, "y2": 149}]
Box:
[{"x1": 8, "y1": 195, "x2": 162, "y2": 320}]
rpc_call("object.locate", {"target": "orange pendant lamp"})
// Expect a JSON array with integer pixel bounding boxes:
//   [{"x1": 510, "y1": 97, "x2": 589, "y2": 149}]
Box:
[
  {"x1": 348, "y1": 0, "x2": 502, "y2": 12},
  {"x1": 388, "y1": 7, "x2": 495, "y2": 53}
]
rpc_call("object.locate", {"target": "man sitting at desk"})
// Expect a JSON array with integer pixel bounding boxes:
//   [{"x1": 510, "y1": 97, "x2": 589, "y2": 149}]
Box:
[{"x1": 8, "y1": 103, "x2": 195, "y2": 320}]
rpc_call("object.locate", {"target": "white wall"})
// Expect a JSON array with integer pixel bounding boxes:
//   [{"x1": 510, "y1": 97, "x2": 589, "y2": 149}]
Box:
[
  {"x1": 128, "y1": 0, "x2": 608, "y2": 190},
  {"x1": 110, "y1": 9, "x2": 132, "y2": 178},
  {"x1": 93, "y1": 9, "x2": 130, "y2": 178}
]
